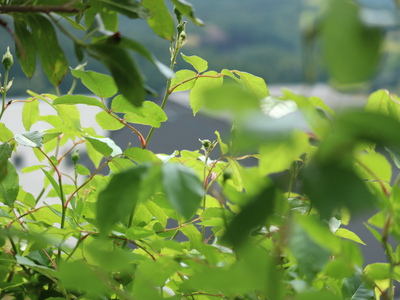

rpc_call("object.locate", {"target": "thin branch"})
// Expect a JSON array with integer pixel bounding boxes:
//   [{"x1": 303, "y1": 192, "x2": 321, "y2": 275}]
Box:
[{"x1": 0, "y1": 5, "x2": 80, "y2": 14}]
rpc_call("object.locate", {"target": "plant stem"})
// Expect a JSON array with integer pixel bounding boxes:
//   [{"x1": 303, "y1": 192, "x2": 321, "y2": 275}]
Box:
[
  {"x1": 146, "y1": 23, "x2": 186, "y2": 147},
  {"x1": 0, "y1": 69, "x2": 9, "y2": 120},
  {"x1": 0, "y1": 4, "x2": 81, "y2": 13}
]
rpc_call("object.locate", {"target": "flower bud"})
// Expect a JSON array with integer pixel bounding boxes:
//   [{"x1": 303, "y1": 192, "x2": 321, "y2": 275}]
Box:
[
  {"x1": 2, "y1": 47, "x2": 13, "y2": 72},
  {"x1": 71, "y1": 149, "x2": 80, "y2": 165}
]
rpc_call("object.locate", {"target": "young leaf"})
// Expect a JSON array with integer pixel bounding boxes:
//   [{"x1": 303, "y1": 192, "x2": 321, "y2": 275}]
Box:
[
  {"x1": 15, "y1": 131, "x2": 43, "y2": 148},
  {"x1": 90, "y1": 44, "x2": 146, "y2": 106},
  {"x1": 0, "y1": 123, "x2": 14, "y2": 142},
  {"x1": 14, "y1": 18, "x2": 36, "y2": 78},
  {"x1": 161, "y1": 163, "x2": 203, "y2": 220},
  {"x1": 28, "y1": 14, "x2": 68, "y2": 86},
  {"x1": 0, "y1": 162, "x2": 19, "y2": 206},
  {"x1": 170, "y1": 69, "x2": 197, "y2": 92},
  {"x1": 181, "y1": 54, "x2": 208, "y2": 73},
  {"x1": 71, "y1": 69, "x2": 118, "y2": 99},
  {"x1": 53, "y1": 95, "x2": 104, "y2": 109},
  {"x1": 142, "y1": 0, "x2": 175, "y2": 41},
  {"x1": 190, "y1": 71, "x2": 223, "y2": 115},
  {"x1": 22, "y1": 99, "x2": 39, "y2": 131},
  {"x1": 233, "y1": 71, "x2": 269, "y2": 99},
  {"x1": 335, "y1": 228, "x2": 366, "y2": 245},
  {"x1": 171, "y1": 0, "x2": 204, "y2": 26}
]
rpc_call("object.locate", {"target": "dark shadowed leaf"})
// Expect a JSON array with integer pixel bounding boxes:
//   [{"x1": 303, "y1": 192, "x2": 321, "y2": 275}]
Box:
[
  {"x1": 0, "y1": 162, "x2": 19, "y2": 206},
  {"x1": 28, "y1": 14, "x2": 68, "y2": 86},
  {"x1": 90, "y1": 44, "x2": 146, "y2": 106},
  {"x1": 13, "y1": 17, "x2": 36, "y2": 78},
  {"x1": 96, "y1": 164, "x2": 160, "y2": 234},
  {"x1": 223, "y1": 184, "x2": 277, "y2": 248},
  {"x1": 0, "y1": 143, "x2": 12, "y2": 182}
]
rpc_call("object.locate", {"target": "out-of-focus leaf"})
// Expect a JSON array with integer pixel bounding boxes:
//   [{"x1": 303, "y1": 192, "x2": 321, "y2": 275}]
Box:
[
  {"x1": 15, "y1": 131, "x2": 43, "y2": 148},
  {"x1": 96, "y1": 164, "x2": 159, "y2": 234},
  {"x1": 0, "y1": 162, "x2": 19, "y2": 206},
  {"x1": 28, "y1": 14, "x2": 68, "y2": 86},
  {"x1": 289, "y1": 219, "x2": 331, "y2": 282},
  {"x1": 98, "y1": 0, "x2": 150, "y2": 19},
  {"x1": 223, "y1": 184, "x2": 277, "y2": 248},
  {"x1": 190, "y1": 71, "x2": 223, "y2": 115},
  {"x1": 142, "y1": 0, "x2": 175, "y2": 40},
  {"x1": 53, "y1": 95, "x2": 104, "y2": 109},
  {"x1": 321, "y1": 0, "x2": 383, "y2": 84},
  {"x1": 301, "y1": 161, "x2": 375, "y2": 219},
  {"x1": 13, "y1": 18, "x2": 36, "y2": 78},
  {"x1": 260, "y1": 97, "x2": 298, "y2": 119},
  {"x1": 365, "y1": 89, "x2": 400, "y2": 122},
  {"x1": 342, "y1": 273, "x2": 375, "y2": 300},
  {"x1": 181, "y1": 54, "x2": 208, "y2": 73},
  {"x1": 171, "y1": 0, "x2": 204, "y2": 26},
  {"x1": 90, "y1": 44, "x2": 145, "y2": 106},
  {"x1": 161, "y1": 163, "x2": 203, "y2": 220},
  {"x1": 71, "y1": 69, "x2": 118, "y2": 99}
]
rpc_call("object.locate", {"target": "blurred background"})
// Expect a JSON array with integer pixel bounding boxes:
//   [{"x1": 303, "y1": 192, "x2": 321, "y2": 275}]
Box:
[{"x1": 0, "y1": 0, "x2": 399, "y2": 98}]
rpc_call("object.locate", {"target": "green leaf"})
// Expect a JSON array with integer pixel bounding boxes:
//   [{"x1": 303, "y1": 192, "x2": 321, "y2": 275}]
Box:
[
  {"x1": 58, "y1": 260, "x2": 110, "y2": 294},
  {"x1": 226, "y1": 157, "x2": 244, "y2": 191},
  {"x1": 96, "y1": 164, "x2": 159, "y2": 234},
  {"x1": 142, "y1": 0, "x2": 175, "y2": 41},
  {"x1": 71, "y1": 69, "x2": 118, "y2": 99},
  {"x1": 22, "y1": 98, "x2": 39, "y2": 131},
  {"x1": 90, "y1": 44, "x2": 146, "y2": 106},
  {"x1": 0, "y1": 123, "x2": 14, "y2": 142},
  {"x1": 364, "y1": 263, "x2": 390, "y2": 280},
  {"x1": 355, "y1": 151, "x2": 392, "y2": 183},
  {"x1": 181, "y1": 54, "x2": 208, "y2": 73},
  {"x1": 301, "y1": 161, "x2": 375, "y2": 219},
  {"x1": 15, "y1": 131, "x2": 43, "y2": 148},
  {"x1": 171, "y1": 0, "x2": 204, "y2": 26},
  {"x1": 99, "y1": 6, "x2": 118, "y2": 32},
  {"x1": 112, "y1": 97, "x2": 167, "y2": 127},
  {"x1": 161, "y1": 163, "x2": 203, "y2": 220},
  {"x1": 342, "y1": 273, "x2": 375, "y2": 300},
  {"x1": 170, "y1": 69, "x2": 197, "y2": 92},
  {"x1": 233, "y1": 71, "x2": 269, "y2": 99},
  {"x1": 0, "y1": 143, "x2": 12, "y2": 182},
  {"x1": 260, "y1": 97, "x2": 298, "y2": 118},
  {"x1": 99, "y1": 0, "x2": 150, "y2": 19},
  {"x1": 365, "y1": 89, "x2": 400, "y2": 121},
  {"x1": 42, "y1": 169, "x2": 61, "y2": 199},
  {"x1": 215, "y1": 131, "x2": 228, "y2": 155},
  {"x1": 335, "y1": 228, "x2": 366, "y2": 245},
  {"x1": 259, "y1": 131, "x2": 309, "y2": 176},
  {"x1": 75, "y1": 164, "x2": 90, "y2": 176},
  {"x1": 289, "y1": 219, "x2": 331, "y2": 282},
  {"x1": 126, "y1": 226, "x2": 155, "y2": 240},
  {"x1": 123, "y1": 147, "x2": 162, "y2": 164},
  {"x1": 53, "y1": 95, "x2": 104, "y2": 109},
  {"x1": 0, "y1": 162, "x2": 19, "y2": 206},
  {"x1": 321, "y1": 0, "x2": 383, "y2": 84},
  {"x1": 28, "y1": 14, "x2": 68, "y2": 86},
  {"x1": 55, "y1": 104, "x2": 82, "y2": 132},
  {"x1": 223, "y1": 184, "x2": 277, "y2": 248},
  {"x1": 14, "y1": 18, "x2": 36, "y2": 78},
  {"x1": 85, "y1": 136, "x2": 122, "y2": 157},
  {"x1": 190, "y1": 71, "x2": 223, "y2": 115},
  {"x1": 95, "y1": 111, "x2": 124, "y2": 131}
]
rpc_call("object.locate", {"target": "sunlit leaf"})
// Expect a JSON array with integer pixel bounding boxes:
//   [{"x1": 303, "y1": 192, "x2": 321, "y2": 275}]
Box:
[
  {"x1": 0, "y1": 123, "x2": 14, "y2": 142},
  {"x1": 85, "y1": 136, "x2": 122, "y2": 157},
  {"x1": 53, "y1": 95, "x2": 104, "y2": 109},
  {"x1": 181, "y1": 53, "x2": 208, "y2": 73},
  {"x1": 335, "y1": 228, "x2": 366, "y2": 245},
  {"x1": 22, "y1": 99, "x2": 39, "y2": 131},
  {"x1": 170, "y1": 69, "x2": 197, "y2": 92},
  {"x1": 71, "y1": 69, "x2": 118, "y2": 99},
  {"x1": 95, "y1": 111, "x2": 124, "y2": 131},
  {"x1": 190, "y1": 71, "x2": 223, "y2": 115}
]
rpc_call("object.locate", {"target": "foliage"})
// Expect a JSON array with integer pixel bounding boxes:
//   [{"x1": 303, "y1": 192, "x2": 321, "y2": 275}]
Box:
[{"x1": 0, "y1": 0, "x2": 399, "y2": 300}]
